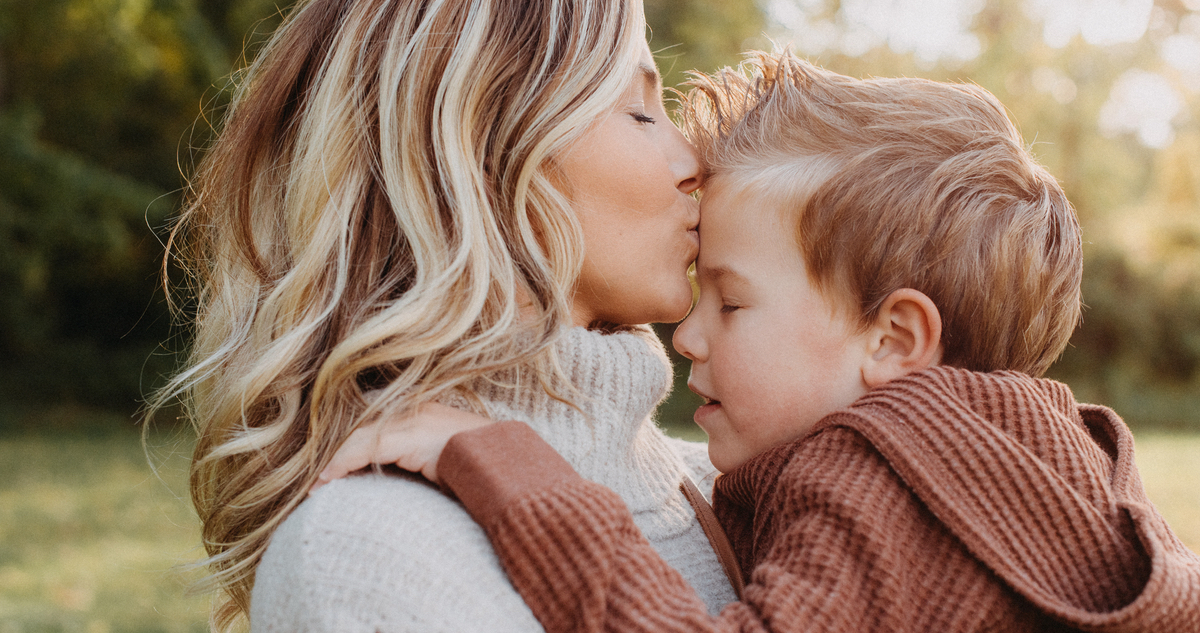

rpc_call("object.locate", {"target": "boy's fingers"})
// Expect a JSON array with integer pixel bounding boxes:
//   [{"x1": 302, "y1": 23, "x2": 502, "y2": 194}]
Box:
[
  {"x1": 391, "y1": 437, "x2": 441, "y2": 484},
  {"x1": 308, "y1": 402, "x2": 489, "y2": 494},
  {"x1": 311, "y1": 426, "x2": 382, "y2": 492}
]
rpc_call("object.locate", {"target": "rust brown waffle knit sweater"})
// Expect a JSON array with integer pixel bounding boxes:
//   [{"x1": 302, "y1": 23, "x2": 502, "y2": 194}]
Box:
[{"x1": 439, "y1": 367, "x2": 1200, "y2": 632}]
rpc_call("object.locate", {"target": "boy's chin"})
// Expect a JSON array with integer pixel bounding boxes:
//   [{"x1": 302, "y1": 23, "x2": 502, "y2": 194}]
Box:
[{"x1": 707, "y1": 441, "x2": 751, "y2": 474}]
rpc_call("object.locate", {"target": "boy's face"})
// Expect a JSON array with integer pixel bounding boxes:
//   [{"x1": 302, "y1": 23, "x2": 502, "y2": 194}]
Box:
[{"x1": 673, "y1": 182, "x2": 872, "y2": 473}]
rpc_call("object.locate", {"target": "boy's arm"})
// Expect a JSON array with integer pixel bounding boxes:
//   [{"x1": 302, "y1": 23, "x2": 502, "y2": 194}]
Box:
[
  {"x1": 438, "y1": 421, "x2": 724, "y2": 632},
  {"x1": 439, "y1": 422, "x2": 913, "y2": 633}
]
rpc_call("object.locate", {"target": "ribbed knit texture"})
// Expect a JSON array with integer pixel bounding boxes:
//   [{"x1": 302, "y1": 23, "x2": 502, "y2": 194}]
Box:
[
  {"x1": 249, "y1": 326, "x2": 737, "y2": 632},
  {"x1": 446, "y1": 366, "x2": 1200, "y2": 633}
]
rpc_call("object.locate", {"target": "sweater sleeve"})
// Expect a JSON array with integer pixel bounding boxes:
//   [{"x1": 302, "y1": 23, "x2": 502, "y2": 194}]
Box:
[
  {"x1": 440, "y1": 422, "x2": 1034, "y2": 633},
  {"x1": 439, "y1": 421, "x2": 724, "y2": 632}
]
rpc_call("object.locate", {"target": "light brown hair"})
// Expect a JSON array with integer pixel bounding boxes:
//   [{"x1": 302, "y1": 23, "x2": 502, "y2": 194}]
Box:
[
  {"x1": 149, "y1": 0, "x2": 645, "y2": 629},
  {"x1": 682, "y1": 52, "x2": 1082, "y2": 376}
]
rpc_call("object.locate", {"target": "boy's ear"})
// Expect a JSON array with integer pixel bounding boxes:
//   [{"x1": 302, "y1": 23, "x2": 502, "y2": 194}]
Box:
[{"x1": 861, "y1": 289, "x2": 943, "y2": 389}]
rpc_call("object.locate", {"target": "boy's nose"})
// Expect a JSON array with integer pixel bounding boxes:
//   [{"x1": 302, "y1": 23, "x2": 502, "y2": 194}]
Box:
[{"x1": 672, "y1": 313, "x2": 705, "y2": 362}]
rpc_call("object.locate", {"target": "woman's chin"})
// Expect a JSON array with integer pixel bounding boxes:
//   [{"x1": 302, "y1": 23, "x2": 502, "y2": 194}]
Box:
[
  {"x1": 575, "y1": 283, "x2": 694, "y2": 326},
  {"x1": 659, "y1": 289, "x2": 697, "y2": 323},
  {"x1": 638, "y1": 299, "x2": 691, "y2": 325}
]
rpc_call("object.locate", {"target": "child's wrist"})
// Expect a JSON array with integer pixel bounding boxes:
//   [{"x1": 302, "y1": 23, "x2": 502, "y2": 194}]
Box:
[{"x1": 438, "y1": 421, "x2": 582, "y2": 526}]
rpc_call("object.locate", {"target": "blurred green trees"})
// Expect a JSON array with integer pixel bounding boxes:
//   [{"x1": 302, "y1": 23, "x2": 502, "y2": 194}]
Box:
[
  {"x1": 1, "y1": 0, "x2": 1198, "y2": 429},
  {"x1": 0, "y1": 0, "x2": 285, "y2": 409}
]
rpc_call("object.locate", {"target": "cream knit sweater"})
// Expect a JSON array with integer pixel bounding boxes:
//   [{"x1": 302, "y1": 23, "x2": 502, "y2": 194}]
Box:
[{"x1": 249, "y1": 326, "x2": 737, "y2": 632}]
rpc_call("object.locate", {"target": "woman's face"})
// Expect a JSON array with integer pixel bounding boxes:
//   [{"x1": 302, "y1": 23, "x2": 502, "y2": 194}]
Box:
[{"x1": 561, "y1": 43, "x2": 703, "y2": 327}]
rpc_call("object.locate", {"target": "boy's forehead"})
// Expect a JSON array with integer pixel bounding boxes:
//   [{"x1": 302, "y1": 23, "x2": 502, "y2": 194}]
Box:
[
  {"x1": 696, "y1": 181, "x2": 801, "y2": 272},
  {"x1": 700, "y1": 178, "x2": 791, "y2": 234}
]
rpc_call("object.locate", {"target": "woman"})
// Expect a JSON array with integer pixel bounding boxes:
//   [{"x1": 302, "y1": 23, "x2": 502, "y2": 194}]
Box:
[{"x1": 152, "y1": 0, "x2": 738, "y2": 630}]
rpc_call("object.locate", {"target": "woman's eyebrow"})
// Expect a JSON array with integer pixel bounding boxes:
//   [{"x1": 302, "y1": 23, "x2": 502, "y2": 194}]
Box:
[{"x1": 638, "y1": 62, "x2": 661, "y2": 92}]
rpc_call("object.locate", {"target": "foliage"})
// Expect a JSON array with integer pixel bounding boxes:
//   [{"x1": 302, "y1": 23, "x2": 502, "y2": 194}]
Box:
[
  {"x1": 1049, "y1": 246, "x2": 1200, "y2": 429},
  {"x1": 0, "y1": 107, "x2": 173, "y2": 407},
  {"x1": 0, "y1": 0, "x2": 226, "y2": 409},
  {"x1": 645, "y1": 0, "x2": 768, "y2": 85}
]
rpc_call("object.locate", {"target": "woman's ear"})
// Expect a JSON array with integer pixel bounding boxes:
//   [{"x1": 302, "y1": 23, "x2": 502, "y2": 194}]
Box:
[{"x1": 861, "y1": 289, "x2": 943, "y2": 389}]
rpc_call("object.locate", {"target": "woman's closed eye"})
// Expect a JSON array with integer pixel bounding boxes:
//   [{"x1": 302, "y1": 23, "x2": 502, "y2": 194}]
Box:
[
  {"x1": 719, "y1": 302, "x2": 742, "y2": 314},
  {"x1": 631, "y1": 112, "x2": 657, "y2": 124}
]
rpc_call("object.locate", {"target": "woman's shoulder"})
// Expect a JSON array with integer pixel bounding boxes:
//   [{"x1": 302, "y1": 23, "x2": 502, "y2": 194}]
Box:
[
  {"x1": 250, "y1": 471, "x2": 542, "y2": 632},
  {"x1": 269, "y1": 469, "x2": 475, "y2": 549}
]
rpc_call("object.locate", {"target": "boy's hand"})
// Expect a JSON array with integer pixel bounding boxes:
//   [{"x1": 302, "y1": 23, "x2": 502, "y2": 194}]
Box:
[{"x1": 310, "y1": 402, "x2": 495, "y2": 490}]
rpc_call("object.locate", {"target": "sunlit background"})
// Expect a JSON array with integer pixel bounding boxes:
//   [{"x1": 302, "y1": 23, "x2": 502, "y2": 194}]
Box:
[{"x1": 1, "y1": 0, "x2": 1198, "y2": 630}]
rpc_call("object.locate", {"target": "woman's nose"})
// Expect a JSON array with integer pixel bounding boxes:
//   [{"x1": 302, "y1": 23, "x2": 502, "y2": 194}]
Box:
[
  {"x1": 672, "y1": 312, "x2": 705, "y2": 362},
  {"x1": 668, "y1": 123, "x2": 703, "y2": 195}
]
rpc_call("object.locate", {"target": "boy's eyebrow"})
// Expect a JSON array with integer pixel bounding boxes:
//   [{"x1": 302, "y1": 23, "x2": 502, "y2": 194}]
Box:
[{"x1": 698, "y1": 264, "x2": 747, "y2": 285}]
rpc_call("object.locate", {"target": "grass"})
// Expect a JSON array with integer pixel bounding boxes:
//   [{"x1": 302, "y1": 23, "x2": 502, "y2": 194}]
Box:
[
  {"x1": 1130, "y1": 433, "x2": 1200, "y2": 551},
  {"x1": 0, "y1": 425, "x2": 209, "y2": 633},
  {"x1": 0, "y1": 414, "x2": 1196, "y2": 632}
]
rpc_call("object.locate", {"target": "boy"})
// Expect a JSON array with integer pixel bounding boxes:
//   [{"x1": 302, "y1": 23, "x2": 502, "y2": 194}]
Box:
[{"x1": 317, "y1": 52, "x2": 1200, "y2": 631}]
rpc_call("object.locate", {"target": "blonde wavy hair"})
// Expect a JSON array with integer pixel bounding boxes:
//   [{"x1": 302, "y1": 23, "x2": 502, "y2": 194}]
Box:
[{"x1": 149, "y1": 0, "x2": 646, "y2": 628}]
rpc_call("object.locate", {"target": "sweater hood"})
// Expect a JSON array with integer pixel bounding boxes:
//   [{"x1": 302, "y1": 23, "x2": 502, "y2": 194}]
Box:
[
  {"x1": 717, "y1": 367, "x2": 1200, "y2": 631},
  {"x1": 816, "y1": 367, "x2": 1200, "y2": 632}
]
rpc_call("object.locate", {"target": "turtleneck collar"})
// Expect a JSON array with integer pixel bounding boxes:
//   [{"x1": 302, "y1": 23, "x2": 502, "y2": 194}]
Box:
[{"x1": 461, "y1": 325, "x2": 685, "y2": 514}]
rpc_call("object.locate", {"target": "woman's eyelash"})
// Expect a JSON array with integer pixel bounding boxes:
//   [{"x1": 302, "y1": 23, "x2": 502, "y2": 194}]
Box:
[
  {"x1": 632, "y1": 112, "x2": 656, "y2": 124},
  {"x1": 719, "y1": 304, "x2": 740, "y2": 314}
]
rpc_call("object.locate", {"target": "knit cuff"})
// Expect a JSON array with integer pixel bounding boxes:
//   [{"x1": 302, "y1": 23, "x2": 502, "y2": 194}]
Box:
[{"x1": 439, "y1": 420, "x2": 584, "y2": 530}]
